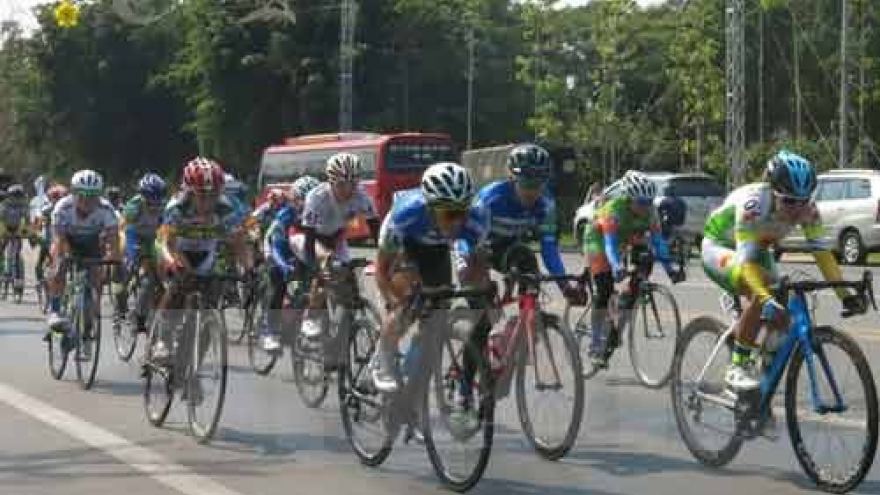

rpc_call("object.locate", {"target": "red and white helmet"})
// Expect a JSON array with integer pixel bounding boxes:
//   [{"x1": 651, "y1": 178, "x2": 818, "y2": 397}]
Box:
[
  {"x1": 266, "y1": 188, "x2": 284, "y2": 207},
  {"x1": 182, "y1": 157, "x2": 225, "y2": 193}
]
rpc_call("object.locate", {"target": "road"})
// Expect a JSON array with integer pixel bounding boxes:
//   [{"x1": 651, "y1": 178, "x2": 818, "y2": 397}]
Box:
[{"x1": 1, "y1": 247, "x2": 879, "y2": 495}]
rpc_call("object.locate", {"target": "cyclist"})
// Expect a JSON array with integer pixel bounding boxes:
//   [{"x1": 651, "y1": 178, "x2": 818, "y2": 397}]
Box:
[
  {"x1": 243, "y1": 187, "x2": 285, "y2": 266},
  {"x1": 370, "y1": 162, "x2": 489, "y2": 393},
  {"x1": 35, "y1": 185, "x2": 68, "y2": 288},
  {"x1": 702, "y1": 150, "x2": 862, "y2": 391},
  {"x1": 106, "y1": 186, "x2": 124, "y2": 213},
  {"x1": 116, "y1": 173, "x2": 168, "y2": 332},
  {"x1": 583, "y1": 171, "x2": 684, "y2": 368},
  {"x1": 45, "y1": 170, "x2": 120, "y2": 358},
  {"x1": 260, "y1": 175, "x2": 321, "y2": 353},
  {"x1": 453, "y1": 144, "x2": 583, "y2": 369},
  {"x1": 0, "y1": 184, "x2": 33, "y2": 295},
  {"x1": 152, "y1": 157, "x2": 252, "y2": 362},
  {"x1": 296, "y1": 153, "x2": 380, "y2": 339}
]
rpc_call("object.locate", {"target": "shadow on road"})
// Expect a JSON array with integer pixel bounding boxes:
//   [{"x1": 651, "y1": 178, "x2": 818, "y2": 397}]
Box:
[
  {"x1": 473, "y1": 477, "x2": 625, "y2": 495},
  {"x1": 90, "y1": 378, "x2": 145, "y2": 397},
  {"x1": 207, "y1": 426, "x2": 351, "y2": 457}
]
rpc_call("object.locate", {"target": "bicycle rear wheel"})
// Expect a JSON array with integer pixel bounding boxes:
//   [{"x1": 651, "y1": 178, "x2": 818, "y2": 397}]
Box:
[
  {"x1": 338, "y1": 303, "x2": 392, "y2": 466},
  {"x1": 670, "y1": 316, "x2": 742, "y2": 468},
  {"x1": 628, "y1": 284, "x2": 680, "y2": 389},
  {"x1": 292, "y1": 310, "x2": 330, "y2": 409},
  {"x1": 46, "y1": 327, "x2": 70, "y2": 380},
  {"x1": 246, "y1": 299, "x2": 278, "y2": 376},
  {"x1": 75, "y1": 294, "x2": 101, "y2": 390},
  {"x1": 143, "y1": 315, "x2": 173, "y2": 427},
  {"x1": 515, "y1": 313, "x2": 585, "y2": 460},
  {"x1": 785, "y1": 326, "x2": 878, "y2": 493},
  {"x1": 113, "y1": 275, "x2": 139, "y2": 362},
  {"x1": 187, "y1": 309, "x2": 228, "y2": 444}
]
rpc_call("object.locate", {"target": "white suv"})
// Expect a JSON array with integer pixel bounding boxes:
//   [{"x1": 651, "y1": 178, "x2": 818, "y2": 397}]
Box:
[{"x1": 777, "y1": 169, "x2": 880, "y2": 265}]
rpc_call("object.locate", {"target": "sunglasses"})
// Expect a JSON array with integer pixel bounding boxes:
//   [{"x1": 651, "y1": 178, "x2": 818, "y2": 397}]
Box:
[
  {"x1": 515, "y1": 177, "x2": 546, "y2": 190},
  {"x1": 431, "y1": 203, "x2": 469, "y2": 222},
  {"x1": 777, "y1": 194, "x2": 810, "y2": 207}
]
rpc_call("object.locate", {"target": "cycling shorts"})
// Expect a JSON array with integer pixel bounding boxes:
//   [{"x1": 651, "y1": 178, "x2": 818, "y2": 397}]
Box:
[{"x1": 701, "y1": 237, "x2": 778, "y2": 296}]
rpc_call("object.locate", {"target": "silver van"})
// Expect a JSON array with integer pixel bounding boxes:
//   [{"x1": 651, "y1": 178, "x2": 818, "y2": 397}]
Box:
[{"x1": 777, "y1": 169, "x2": 880, "y2": 265}]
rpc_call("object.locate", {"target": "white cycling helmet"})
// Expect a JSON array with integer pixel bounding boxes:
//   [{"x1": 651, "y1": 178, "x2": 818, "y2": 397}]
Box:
[
  {"x1": 224, "y1": 173, "x2": 245, "y2": 195},
  {"x1": 290, "y1": 175, "x2": 320, "y2": 200},
  {"x1": 326, "y1": 152, "x2": 361, "y2": 184},
  {"x1": 71, "y1": 169, "x2": 104, "y2": 197},
  {"x1": 421, "y1": 162, "x2": 474, "y2": 206},
  {"x1": 621, "y1": 171, "x2": 656, "y2": 200}
]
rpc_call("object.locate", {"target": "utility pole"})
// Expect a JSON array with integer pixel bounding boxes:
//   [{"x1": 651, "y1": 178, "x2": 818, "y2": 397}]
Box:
[
  {"x1": 725, "y1": 0, "x2": 745, "y2": 186},
  {"x1": 758, "y1": 7, "x2": 764, "y2": 145},
  {"x1": 793, "y1": 12, "x2": 801, "y2": 140},
  {"x1": 858, "y1": 0, "x2": 867, "y2": 167},
  {"x1": 466, "y1": 27, "x2": 475, "y2": 150},
  {"x1": 339, "y1": 0, "x2": 357, "y2": 131},
  {"x1": 839, "y1": 0, "x2": 850, "y2": 168}
]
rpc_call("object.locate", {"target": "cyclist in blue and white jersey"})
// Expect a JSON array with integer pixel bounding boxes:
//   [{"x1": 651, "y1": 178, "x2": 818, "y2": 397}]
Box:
[{"x1": 370, "y1": 162, "x2": 490, "y2": 393}]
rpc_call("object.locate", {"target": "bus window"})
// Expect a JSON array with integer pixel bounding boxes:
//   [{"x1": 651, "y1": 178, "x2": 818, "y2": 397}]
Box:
[
  {"x1": 386, "y1": 142, "x2": 455, "y2": 172},
  {"x1": 260, "y1": 147, "x2": 377, "y2": 185}
]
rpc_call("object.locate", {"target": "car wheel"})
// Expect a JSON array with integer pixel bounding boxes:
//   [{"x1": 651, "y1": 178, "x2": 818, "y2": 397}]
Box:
[{"x1": 840, "y1": 231, "x2": 866, "y2": 265}]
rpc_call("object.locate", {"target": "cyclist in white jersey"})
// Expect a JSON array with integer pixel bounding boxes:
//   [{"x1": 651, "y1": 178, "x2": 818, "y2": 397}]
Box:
[
  {"x1": 46, "y1": 170, "x2": 120, "y2": 343},
  {"x1": 295, "y1": 152, "x2": 380, "y2": 338}
]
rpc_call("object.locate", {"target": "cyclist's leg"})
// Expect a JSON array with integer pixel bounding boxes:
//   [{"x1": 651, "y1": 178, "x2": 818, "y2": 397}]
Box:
[
  {"x1": 35, "y1": 240, "x2": 48, "y2": 282},
  {"x1": 12, "y1": 237, "x2": 24, "y2": 289},
  {"x1": 261, "y1": 261, "x2": 287, "y2": 350},
  {"x1": 290, "y1": 233, "x2": 331, "y2": 338}
]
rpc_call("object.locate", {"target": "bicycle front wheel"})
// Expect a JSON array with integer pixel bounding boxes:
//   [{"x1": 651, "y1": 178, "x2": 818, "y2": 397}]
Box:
[
  {"x1": 515, "y1": 313, "x2": 584, "y2": 460},
  {"x1": 75, "y1": 295, "x2": 102, "y2": 390},
  {"x1": 424, "y1": 327, "x2": 495, "y2": 492},
  {"x1": 670, "y1": 316, "x2": 742, "y2": 468},
  {"x1": 628, "y1": 283, "x2": 680, "y2": 389},
  {"x1": 337, "y1": 299, "x2": 391, "y2": 467},
  {"x1": 143, "y1": 314, "x2": 173, "y2": 427},
  {"x1": 785, "y1": 326, "x2": 878, "y2": 493},
  {"x1": 246, "y1": 300, "x2": 278, "y2": 376},
  {"x1": 187, "y1": 309, "x2": 228, "y2": 444},
  {"x1": 113, "y1": 275, "x2": 139, "y2": 362}
]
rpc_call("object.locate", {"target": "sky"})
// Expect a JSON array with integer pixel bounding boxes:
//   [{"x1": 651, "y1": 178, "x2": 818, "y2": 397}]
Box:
[{"x1": 1, "y1": 0, "x2": 669, "y2": 32}]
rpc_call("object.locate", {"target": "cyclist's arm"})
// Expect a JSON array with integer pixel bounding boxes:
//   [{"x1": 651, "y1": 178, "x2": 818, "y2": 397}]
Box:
[
  {"x1": 647, "y1": 215, "x2": 674, "y2": 273},
  {"x1": 375, "y1": 217, "x2": 404, "y2": 306},
  {"x1": 156, "y1": 224, "x2": 190, "y2": 271},
  {"x1": 597, "y1": 215, "x2": 624, "y2": 273},
  {"x1": 733, "y1": 202, "x2": 773, "y2": 303},
  {"x1": 801, "y1": 207, "x2": 849, "y2": 299},
  {"x1": 536, "y1": 199, "x2": 566, "y2": 279}
]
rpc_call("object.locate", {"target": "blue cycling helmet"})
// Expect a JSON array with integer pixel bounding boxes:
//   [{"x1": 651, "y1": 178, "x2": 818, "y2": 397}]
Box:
[
  {"x1": 138, "y1": 173, "x2": 167, "y2": 201},
  {"x1": 766, "y1": 150, "x2": 817, "y2": 199},
  {"x1": 507, "y1": 144, "x2": 551, "y2": 181}
]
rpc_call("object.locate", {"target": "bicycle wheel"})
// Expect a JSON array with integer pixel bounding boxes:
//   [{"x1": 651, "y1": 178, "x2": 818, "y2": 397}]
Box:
[
  {"x1": 292, "y1": 313, "x2": 330, "y2": 409},
  {"x1": 670, "y1": 316, "x2": 742, "y2": 468},
  {"x1": 338, "y1": 302, "x2": 392, "y2": 466},
  {"x1": 187, "y1": 309, "x2": 228, "y2": 444},
  {"x1": 424, "y1": 326, "x2": 495, "y2": 492},
  {"x1": 113, "y1": 274, "x2": 139, "y2": 362},
  {"x1": 563, "y1": 300, "x2": 601, "y2": 380},
  {"x1": 785, "y1": 326, "x2": 878, "y2": 493},
  {"x1": 247, "y1": 302, "x2": 278, "y2": 376},
  {"x1": 46, "y1": 327, "x2": 70, "y2": 380},
  {"x1": 227, "y1": 281, "x2": 248, "y2": 344},
  {"x1": 143, "y1": 315, "x2": 173, "y2": 427},
  {"x1": 628, "y1": 284, "x2": 680, "y2": 389},
  {"x1": 75, "y1": 292, "x2": 102, "y2": 390},
  {"x1": 515, "y1": 312, "x2": 585, "y2": 460}
]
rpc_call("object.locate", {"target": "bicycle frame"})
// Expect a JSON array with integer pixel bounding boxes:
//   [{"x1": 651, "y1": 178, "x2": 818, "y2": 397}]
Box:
[{"x1": 694, "y1": 291, "x2": 847, "y2": 424}]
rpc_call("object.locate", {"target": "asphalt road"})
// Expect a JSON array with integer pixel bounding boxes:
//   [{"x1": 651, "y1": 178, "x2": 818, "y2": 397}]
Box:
[{"x1": 1, "y1": 247, "x2": 879, "y2": 495}]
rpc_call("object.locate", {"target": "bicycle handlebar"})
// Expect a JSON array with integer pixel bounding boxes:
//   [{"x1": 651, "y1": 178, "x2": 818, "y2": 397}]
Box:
[
  {"x1": 777, "y1": 270, "x2": 877, "y2": 317},
  {"x1": 504, "y1": 268, "x2": 587, "y2": 286}
]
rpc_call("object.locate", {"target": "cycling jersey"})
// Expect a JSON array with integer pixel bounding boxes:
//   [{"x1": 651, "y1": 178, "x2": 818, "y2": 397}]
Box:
[
  {"x1": 251, "y1": 202, "x2": 281, "y2": 233},
  {"x1": 157, "y1": 192, "x2": 245, "y2": 274},
  {"x1": 301, "y1": 182, "x2": 377, "y2": 239},
  {"x1": 52, "y1": 195, "x2": 119, "y2": 254},
  {"x1": 266, "y1": 205, "x2": 302, "y2": 268},
  {"x1": 464, "y1": 180, "x2": 565, "y2": 276},
  {"x1": 122, "y1": 195, "x2": 163, "y2": 261},
  {"x1": 0, "y1": 197, "x2": 29, "y2": 235},
  {"x1": 381, "y1": 189, "x2": 489, "y2": 254},
  {"x1": 584, "y1": 196, "x2": 671, "y2": 273},
  {"x1": 702, "y1": 183, "x2": 839, "y2": 301}
]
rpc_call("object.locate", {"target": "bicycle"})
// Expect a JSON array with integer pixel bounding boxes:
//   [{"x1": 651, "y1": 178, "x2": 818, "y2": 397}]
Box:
[
  {"x1": 287, "y1": 257, "x2": 380, "y2": 408},
  {"x1": 141, "y1": 271, "x2": 239, "y2": 444},
  {"x1": 45, "y1": 257, "x2": 119, "y2": 390},
  {"x1": 459, "y1": 268, "x2": 586, "y2": 461},
  {"x1": 565, "y1": 249, "x2": 685, "y2": 388},
  {"x1": 671, "y1": 271, "x2": 878, "y2": 493},
  {"x1": 1, "y1": 234, "x2": 26, "y2": 304},
  {"x1": 112, "y1": 249, "x2": 161, "y2": 362},
  {"x1": 339, "y1": 284, "x2": 496, "y2": 492}
]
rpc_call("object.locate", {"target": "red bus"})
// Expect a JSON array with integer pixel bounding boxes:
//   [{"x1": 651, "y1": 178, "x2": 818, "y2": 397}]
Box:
[{"x1": 257, "y1": 132, "x2": 457, "y2": 238}]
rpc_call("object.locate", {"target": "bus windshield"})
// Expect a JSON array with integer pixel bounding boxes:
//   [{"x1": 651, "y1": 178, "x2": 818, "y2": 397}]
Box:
[{"x1": 260, "y1": 147, "x2": 378, "y2": 184}]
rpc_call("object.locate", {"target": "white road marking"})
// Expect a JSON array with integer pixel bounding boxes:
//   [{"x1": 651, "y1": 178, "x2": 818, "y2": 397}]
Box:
[{"x1": 0, "y1": 382, "x2": 245, "y2": 495}]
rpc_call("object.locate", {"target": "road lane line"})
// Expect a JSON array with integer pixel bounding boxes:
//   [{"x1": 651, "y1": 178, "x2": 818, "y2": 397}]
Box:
[{"x1": 0, "y1": 382, "x2": 245, "y2": 495}]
